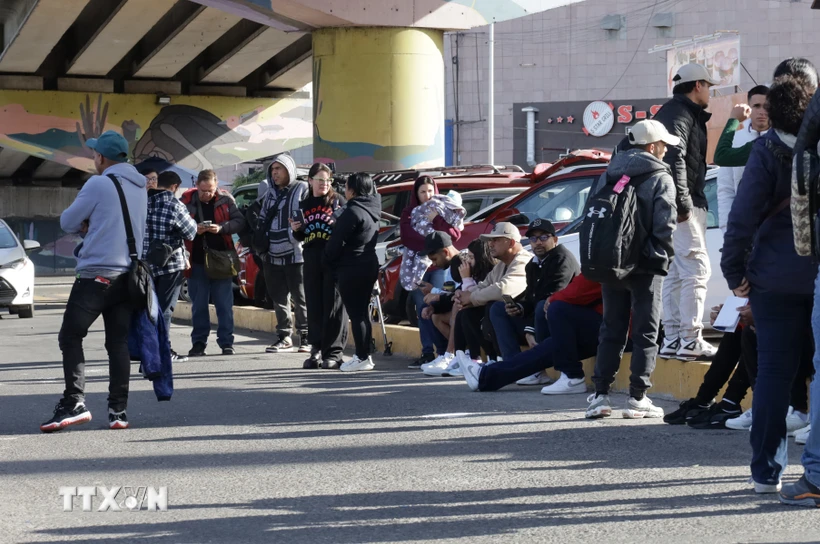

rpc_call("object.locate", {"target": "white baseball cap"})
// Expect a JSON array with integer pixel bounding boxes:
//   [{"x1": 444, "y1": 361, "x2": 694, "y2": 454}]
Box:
[
  {"x1": 628, "y1": 120, "x2": 681, "y2": 147},
  {"x1": 480, "y1": 222, "x2": 521, "y2": 243},
  {"x1": 673, "y1": 63, "x2": 721, "y2": 86}
]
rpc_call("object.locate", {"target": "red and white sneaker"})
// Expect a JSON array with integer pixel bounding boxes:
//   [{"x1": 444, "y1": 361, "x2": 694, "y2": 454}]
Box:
[
  {"x1": 40, "y1": 401, "x2": 92, "y2": 433},
  {"x1": 109, "y1": 408, "x2": 129, "y2": 430}
]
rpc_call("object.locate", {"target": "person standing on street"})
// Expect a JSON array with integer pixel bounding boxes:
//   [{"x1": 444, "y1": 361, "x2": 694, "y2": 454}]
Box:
[
  {"x1": 41, "y1": 131, "x2": 147, "y2": 433},
  {"x1": 180, "y1": 170, "x2": 246, "y2": 357},
  {"x1": 258, "y1": 155, "x2": 310, "y2": 355},
  {"x1": 144, "y1": 171, "x2": 198, "y2": 362},
  {"x1": 653, "y1": 63, "x2": 720, "y2": 361},
  {"x1": 291, "y1": 163, "x2": 348, "y2": 369}
]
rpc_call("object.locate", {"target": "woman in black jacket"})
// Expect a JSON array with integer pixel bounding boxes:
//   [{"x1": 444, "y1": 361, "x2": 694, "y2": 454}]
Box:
[
  {"x1": 291, "y1": 163, "x2": 347, "y2": 369},
  {"x1": 325, "y1": 173, "x2": 381, "y2": 372}
]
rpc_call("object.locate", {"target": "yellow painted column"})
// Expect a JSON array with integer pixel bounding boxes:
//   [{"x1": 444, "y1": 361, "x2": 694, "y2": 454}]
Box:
[{"x1": 312, "y1": 27, "x2": 445, "y2": 172}]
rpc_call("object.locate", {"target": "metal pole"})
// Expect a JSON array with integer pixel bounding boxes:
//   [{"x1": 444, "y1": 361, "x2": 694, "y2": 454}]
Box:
[{"x1": 488, "y1": 22, "x2": 495, "y2": 165}]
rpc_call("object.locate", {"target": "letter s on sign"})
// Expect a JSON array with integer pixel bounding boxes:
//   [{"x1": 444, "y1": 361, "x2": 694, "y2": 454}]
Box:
[
  {"x1": 617, "y1": 105, "x2": 633, "y2": 124},
  {"x1": 650, "y1": 105, "x2": 662, "y2": 118}
]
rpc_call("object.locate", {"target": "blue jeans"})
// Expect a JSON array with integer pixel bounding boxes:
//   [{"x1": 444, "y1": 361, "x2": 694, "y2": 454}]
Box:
[
  {"x1": 412, "y1": 268, "x2": 447, "y2": 355},
  {"x1": 533, "y1": 300, "x2": 550, "y2": 343},
  {"x1": 489, "y1": 301, "x2": 528, "y2": 359},
  {"x1": 154, "y1": 271, "x2": 183, "y2": 334},
  {"x1": 803, "y1": 268, "x2": 820, "y2": 488},
  {"x1": 748, "y1": 288, "x2": 813, "y2": 485},
  {"x1": 189, "y1": 264, "x2": 235, "y2": 349}
]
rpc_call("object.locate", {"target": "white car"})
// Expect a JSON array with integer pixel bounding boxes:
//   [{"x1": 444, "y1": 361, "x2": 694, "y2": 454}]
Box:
[{"x1": 0, "y1": 219, "x2": 40, "y2": 318}]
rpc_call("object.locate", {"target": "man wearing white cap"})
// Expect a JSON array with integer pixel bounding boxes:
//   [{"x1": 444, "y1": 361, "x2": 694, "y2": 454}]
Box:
[
  {"x1": 653, "y1": 63, "x2": 721, "y2": 361},
  {"x1": 585, "y1": 120, "x2": 677, "y2": 420}
]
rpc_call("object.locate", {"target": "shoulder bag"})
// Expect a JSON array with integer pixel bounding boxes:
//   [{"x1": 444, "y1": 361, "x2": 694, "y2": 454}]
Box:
[
  {"x1": 197, "y1": 196, "x2": 240, "y2": 280},
  {"x1": 108, "y1": 174, "x2": 153, "y2": 311}
]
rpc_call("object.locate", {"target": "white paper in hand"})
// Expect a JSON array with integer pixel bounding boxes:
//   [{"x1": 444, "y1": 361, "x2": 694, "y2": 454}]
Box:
[{"x1": 713, "y1": 296, "x2": 749, "y2": 332}]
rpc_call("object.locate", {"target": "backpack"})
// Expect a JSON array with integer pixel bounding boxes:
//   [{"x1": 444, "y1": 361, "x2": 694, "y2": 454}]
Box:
[{"x1": 579, "y1": 171, "x2": 653, "y2": 283}]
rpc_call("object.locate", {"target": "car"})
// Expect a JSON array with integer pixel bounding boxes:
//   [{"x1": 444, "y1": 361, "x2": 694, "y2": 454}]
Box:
[{"x1": 0, "y1": 219, "x2": 41, "y2": 318}]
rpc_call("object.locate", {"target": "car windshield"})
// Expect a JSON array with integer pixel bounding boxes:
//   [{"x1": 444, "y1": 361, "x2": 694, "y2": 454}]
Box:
[
  {"x1": 515, "y1": 177, "x2": 595, "y2": 224},
  {"x1": 233, "y1": 185, "x2": 258, "y2": 209},
  {"x1": 0, "y1": 223, "x2": 18, "y2": 249}
]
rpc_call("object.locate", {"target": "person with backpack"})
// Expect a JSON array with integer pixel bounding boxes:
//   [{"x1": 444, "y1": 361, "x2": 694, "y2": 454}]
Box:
[
  {"x1": 41, "y1": 131, "x2": 147, "y2": 433},
  {"x1": 721, "y1": 74, "x2": 818, "y2": 496},
  {"x1": 580, "y1": 120, "x2": 677, "y2": 420}
]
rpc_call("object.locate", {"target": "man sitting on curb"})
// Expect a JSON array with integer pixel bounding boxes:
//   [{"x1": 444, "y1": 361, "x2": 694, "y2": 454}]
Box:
[
  {"x1": 418, "y1": 232, "x2": 461, "y2": 374},
  {"x1": 461, "y1": 273, "x2": 602, "y2": 393}
]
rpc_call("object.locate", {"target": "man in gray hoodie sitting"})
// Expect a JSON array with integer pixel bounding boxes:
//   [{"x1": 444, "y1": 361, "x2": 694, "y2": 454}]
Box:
[{"x1": 41, "y1": 131, "x2": 147, "y2": 433}]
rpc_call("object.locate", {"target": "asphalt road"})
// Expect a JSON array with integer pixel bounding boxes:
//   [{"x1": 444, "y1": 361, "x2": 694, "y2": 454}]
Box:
[{"x1": 0, "y1": 279, "x2": 816, "y2": 544}]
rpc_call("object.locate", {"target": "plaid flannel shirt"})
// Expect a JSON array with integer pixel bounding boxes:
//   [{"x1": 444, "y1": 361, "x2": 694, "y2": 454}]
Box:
[{"x1": 144, "y1": 190, "x2": 198, "y2": 277}]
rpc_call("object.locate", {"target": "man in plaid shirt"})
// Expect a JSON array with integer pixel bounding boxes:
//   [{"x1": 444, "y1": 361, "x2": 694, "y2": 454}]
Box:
[{"x1": 144, "y1": 171, "x2": 198, "y2": 361}]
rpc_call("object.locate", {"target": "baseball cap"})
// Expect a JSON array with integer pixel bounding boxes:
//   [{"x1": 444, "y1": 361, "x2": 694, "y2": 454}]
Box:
[
  {"x1": 86, "y1": 130, "x2": 129, "y2": 162},
  {"x1": 525, "y1": 218, "x2": 556, "y2": 238},
  {"x1": 628, "y1": 120, "x2": 681, "y2": 146},
  {"x1": 480, "y1": 222, "x2": 521, "y2": 243},
  {"x1": 673, "y1": 63, "x2": 720, "y2": 86},
  {"x1": 423, "y1": 231, "x2": 453, "y2": 255}
]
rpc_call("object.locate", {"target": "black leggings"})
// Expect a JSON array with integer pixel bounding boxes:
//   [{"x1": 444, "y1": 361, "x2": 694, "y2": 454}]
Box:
[
  {"x1": 454, "y1": 305, "x2": 497, "y2": 361},
  {"x1": 336, "y1": 262, "x2": 378, "y2": 360}
]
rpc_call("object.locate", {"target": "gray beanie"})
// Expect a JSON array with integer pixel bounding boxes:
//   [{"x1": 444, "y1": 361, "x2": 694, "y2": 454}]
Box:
[{"x1": 271, "y1": 154, "x2": 297, "y2": 186}]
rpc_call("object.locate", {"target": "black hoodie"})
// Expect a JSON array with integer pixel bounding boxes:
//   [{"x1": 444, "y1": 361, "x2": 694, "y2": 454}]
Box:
[{"x1": 325, "y1": 193, "x2": 382, "y2": 268}]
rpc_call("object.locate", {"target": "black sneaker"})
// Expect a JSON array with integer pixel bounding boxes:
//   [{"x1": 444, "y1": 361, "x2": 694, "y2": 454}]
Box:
[
  {"x1": 266, "y1": 336, "x2": 294, "y2": 353},
  {"x1": 189, "y1": 342, "x2": 207, "y2": 357},
  {"x1": 171, "y1": 349, "x2": 188, "y2": 363},
  {"x1": 779, "y1": 475, "x2": 820, "y2": 507},
  {"x1": 322, "y1": 359, "x2": 341, "y2": 370},
  {"x1": 663, "y1": 398, "x2": 711, "y2": 425},
  {"x1": 408, "y1": 353, "x2": 435, "y2": 369},
  {"x1": 108, "y1": 408, "x2": 129, "y2": 430},
  {"x1": 303, "y1": 348, "x2": 321, "y2": 369},
  {"x1": 687, "y1": 401, "x2": 742, "y2": 429},
  {"x1": 298, "y1": 333, "x2": 311, "y2": 354},
  {"x1": 222, "y1": 347, "x2": 235, "y2": 355},
  {"x1": 40, "y1": 400, "x2": 92, "y2": 433}
]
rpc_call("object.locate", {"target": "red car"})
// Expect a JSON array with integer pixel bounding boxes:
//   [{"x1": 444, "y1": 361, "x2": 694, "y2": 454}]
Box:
[{"x1": 378, "y1": 150, "x2": 611, "y2": 324}]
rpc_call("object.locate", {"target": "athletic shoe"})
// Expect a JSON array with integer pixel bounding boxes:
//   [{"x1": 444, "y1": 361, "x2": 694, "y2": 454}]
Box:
[
  {"x1": 663, "y1": 397, "x2": 711, "y2": 425},
  {"x1": 725, "y1": 408, "x2": 753, "y2": 430},
  {"x1": 779, "y1": 475, "x2": 820, "y2": 507},
  {"x1": 423, "y1": 353, "x2": 455, "y2": 376},
  {"x1": 750, "y1": 477, "x2": 782, "y2": 494},
  {"x1": 40, "y1": 401, "x2": 92, "y2": 433},
  {"x1": 687, "y1": 401, "x2": 742, "y2": 429},
  {"x1": 222, "y1": 346, "x2": 235, "y2": 356},
  {"x1": 623, "y1": 396, "x2": 664, "y2": 419},
  {"x1": 298, "y1": 333, "x2": 311, "y2": 354},
  {"x1": 459, "y1": 351, "x2": 482, "y2": 391},
  {"x1": 408, "y1": 353, "x2": 435, "y2": 369},
  {"x1": 266, "y1": 336, "x2": 294, "y2": 353},
  {"x1": 444, "y1": 360, "x2": 463, "y2": 377},
  {"x1": 586, "y1": 393, "x2": 612, "y2": 419},
  {"x1": 516, "y1": 371, "x2": 552, "y2": 386},
  {"x1": 795, "y1": 425, "x2": 811, "y2": 445},
  {"x1": 108, "y1": 408, "x2": 129, "y2": 430},
  {"x1": 322, "y1": 359, "x2": 341, "y2": 370},
  {"x1": 340, "y1": 355, "x2": 375, "y2": 372},
  {"x1": 188, "y1": 342, "x2": 207, "y2": 357},
  {"x1": 170, "y1": 350, "x2": 188, "y2": 363},
  {"x1": 786, "y1": 406, "x2": 810, "y2": 436},
  {"x1": 540, "y1": 373, "x2": 586, "y2": 395},
  {"x1": 659, "y1": 336, "x2": 680, "y2": 358},
  {"x1": 303, "y1": 357, "x2": 320, "y2": 369},
  {"x1": 676, "y1": 338, "x2": 718, "y2": 361}
]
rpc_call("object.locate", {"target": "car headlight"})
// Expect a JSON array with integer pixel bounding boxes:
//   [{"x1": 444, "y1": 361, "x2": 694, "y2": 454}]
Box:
[{"x1": 0, "y1": 258, "x2": 26, "y2": 270}]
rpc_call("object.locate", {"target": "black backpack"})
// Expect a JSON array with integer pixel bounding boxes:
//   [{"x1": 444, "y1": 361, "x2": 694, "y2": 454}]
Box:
[{"x1": 579, "y1": 171, "x2": 653, "y2": 283}]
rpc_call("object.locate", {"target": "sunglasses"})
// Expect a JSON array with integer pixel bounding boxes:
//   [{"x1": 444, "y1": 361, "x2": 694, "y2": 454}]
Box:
[{"x1": 528, "y1": 234, "x2": 553, "y2": 243}]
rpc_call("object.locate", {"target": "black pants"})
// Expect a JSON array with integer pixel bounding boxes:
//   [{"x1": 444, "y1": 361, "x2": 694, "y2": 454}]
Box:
[
  {"x1": 593, "y1": 274, "x2": 662, "y2": 397},
  {"x1": 695, "y1": 330, "x2": 750, "y2": 405},
  {"x1": 454, "y1": 305, "x2": 497, "y2": 360},
  {"x1": 263, "y1": 261, "x2": 308, "y2": 338},
  {"x1": 58, "y1": 275, "x2": 133, "y2": 412},
  {"x1": 303, "y1": 247, "x2": 347, "y2": 361},
  {"x1": 154, "y1": 271, "x2": 183, "y2": 335},
  {"x1": 337, "y1": 261, "x2": 378, "y2": 360}
]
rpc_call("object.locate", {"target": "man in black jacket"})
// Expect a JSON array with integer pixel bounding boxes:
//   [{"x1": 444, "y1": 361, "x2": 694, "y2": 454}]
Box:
[
  {"x1": 653, "y1": 63, "x2": 720, "y2": 362},
  {"x1": 488, "y1": 219, "x2": 579, "y2": 363}
]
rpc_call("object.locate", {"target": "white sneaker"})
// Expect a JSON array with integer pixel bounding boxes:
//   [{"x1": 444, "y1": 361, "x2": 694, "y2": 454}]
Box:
[
  {"x1": 541, "y1": 373, "x2": 586, "y2": 395},
  {"x1": 725, "y1": 408, "x2": 753, "y2": 430},
  {"x1": 585, "y1": 393, "x2": 612, "y2": 419},
  {"x1": 750, "y1": 477, "x2": 782, "y2": 494},
  {"x1": 340, "y1": 355, "x2": 375, "y2": 372},
  {"x1": 795, "y1": 424, "x2": 811, "y2": 445},
  {"x1": 458, "y1": 351, "x2": 482, "y2": 391},
  {"x1": 422, "y1": 353, "x2": 455, "y2": 376},
  {"x1": 623, "y1": 396, "x2": 664, "y2": 419},
  {"x1": 659, "y1": 336, "x2": 680, "y2": 358},
  {"x1": 786, "y1": 406, "x2": 810, "y2": 436},
  {"x1": 516, "y1": 371, "x2": 552, "y2": 386},
  {"x1": 676, "y1": 338, "x2": 717, "y2": 361},
  {"x1": 442, "y1": 359, "x2": 462, "y2": 377}
]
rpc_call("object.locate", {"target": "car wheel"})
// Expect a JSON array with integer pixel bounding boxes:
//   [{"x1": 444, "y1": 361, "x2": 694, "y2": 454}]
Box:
[
  {"x1": 18, "y1": 304, "x2": 34, "y2": 319},
  {"x1": 179, "y1": 278, "x2": 191, "y2": 302},
  {"x1": 404, "y1": 293, "x2": 419, "y2": 328}
]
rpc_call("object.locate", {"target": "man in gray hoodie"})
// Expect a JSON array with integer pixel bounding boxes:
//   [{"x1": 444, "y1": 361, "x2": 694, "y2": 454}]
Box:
[
  {"x1": 585, "y1": 120, "x2": 677, "y2": 421},
  {"x1": 258, "y1": 154, "x2": 310, "y2": 354},
  {"x1": 41, "y1": 131, "x2": 147, "y2": 433}
]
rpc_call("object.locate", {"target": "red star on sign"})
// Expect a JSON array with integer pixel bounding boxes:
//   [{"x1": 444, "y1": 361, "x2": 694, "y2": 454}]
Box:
[
  {"x1": 566, "y1": 116, "x2": 574, "y2": 124},
  {"x1": 556, "y1": 116, "x2": 564, "y2": 124},
  {"x1": 547, "y1": 118, "x2": 553, "y2": 124}
]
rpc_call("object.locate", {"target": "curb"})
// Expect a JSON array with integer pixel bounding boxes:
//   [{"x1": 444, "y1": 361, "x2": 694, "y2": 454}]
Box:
[{"x1": 173, "y1": 302, "x2": 746, "y2": 408}]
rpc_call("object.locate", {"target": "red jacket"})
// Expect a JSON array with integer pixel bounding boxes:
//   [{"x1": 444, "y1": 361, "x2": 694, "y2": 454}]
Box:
[
  {"x1": 179, "y1": 188, "x2": 245, "y2": 277},
  {"x1": 549, "y1": 273, "x2": 603, "y2": 314}
]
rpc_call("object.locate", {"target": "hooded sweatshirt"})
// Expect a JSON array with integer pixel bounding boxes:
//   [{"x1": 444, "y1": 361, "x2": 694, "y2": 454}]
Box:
[
  {"x1": 258, "y1": 154, "x2": 308, "y2": 265},
  {"x1": 602, "y1": 148, "x2": 677, "y2": 276},
  {"x1": 60, "y1": 162, "x2": 147, "y2": 277},
  {"x1": 325, "y1": 193, "x2": 381, "y2": 268},
  {"x1": 400, "y1": 177, "x2": 462, "y2": 252}
]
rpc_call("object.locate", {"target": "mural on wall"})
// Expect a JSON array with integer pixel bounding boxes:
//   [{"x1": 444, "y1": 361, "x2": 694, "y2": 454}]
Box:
[{"x1": 0, "y1": 90, "x2": 312, "y2": 174}]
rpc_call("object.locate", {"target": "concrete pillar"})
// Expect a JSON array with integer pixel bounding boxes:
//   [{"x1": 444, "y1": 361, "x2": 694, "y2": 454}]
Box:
[{"x1": 312, "y1": 27, "x2": 444, "y2": 172}]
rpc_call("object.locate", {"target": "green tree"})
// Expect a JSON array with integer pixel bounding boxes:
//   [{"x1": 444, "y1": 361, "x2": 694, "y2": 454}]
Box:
[{"x1": 232, "y1": 168, "x2": 266, "y2": 189}]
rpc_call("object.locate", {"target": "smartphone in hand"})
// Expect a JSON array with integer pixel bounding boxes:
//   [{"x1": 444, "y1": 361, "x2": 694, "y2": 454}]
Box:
[
  {"x1": 201, "y1": 220, "x2": 213, "y2": 227},
  {"x1": 291, "y1": 209, "x2": 305, "y2": 224},
  {"x1": 502, "y1": 294, "x2": 516, "y2": 306}
]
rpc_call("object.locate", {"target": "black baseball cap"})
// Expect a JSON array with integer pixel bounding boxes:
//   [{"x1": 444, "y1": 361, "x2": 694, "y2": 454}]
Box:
[
  {"x1": 423, "y1": 231, "x2": 453, "y2": 255},
  {"x1": 525, "y1": 218, "x2": 556, "y2": 238}
]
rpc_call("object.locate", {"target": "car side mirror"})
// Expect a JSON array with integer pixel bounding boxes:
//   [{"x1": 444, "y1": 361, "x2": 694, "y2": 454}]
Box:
[
  {"x1": 23, "y1": 240, "x2": 40, "y2": 252},
  {"x1": 507, "y1": 213, "x2": 530, "y2": 227}
]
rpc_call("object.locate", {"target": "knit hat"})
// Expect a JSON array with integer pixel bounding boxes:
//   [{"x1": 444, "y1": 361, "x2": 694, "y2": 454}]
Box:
[{"x1": 270, "y1": 154, "x2": 296, "y2": 186}]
